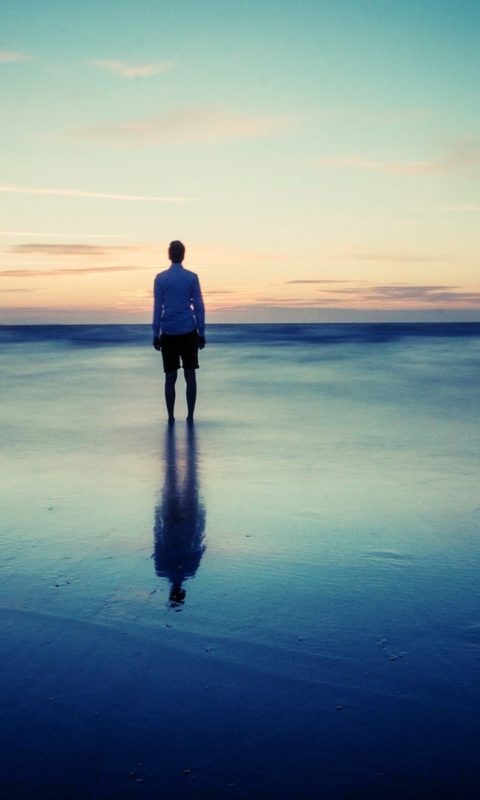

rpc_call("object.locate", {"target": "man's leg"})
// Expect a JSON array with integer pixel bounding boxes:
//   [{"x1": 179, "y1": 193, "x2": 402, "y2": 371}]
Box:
[
  {"x1": 184, "y1": 368, "x2": 197, "y2": 423},
  {"x1": 165, "y1": 370, "x2": 178, "y2": 422}
]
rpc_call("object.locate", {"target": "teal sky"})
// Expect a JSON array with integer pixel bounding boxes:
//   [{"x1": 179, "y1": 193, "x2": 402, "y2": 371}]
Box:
[{"x1": 1, "y1": 0, "x2": 480, "y2": 322}]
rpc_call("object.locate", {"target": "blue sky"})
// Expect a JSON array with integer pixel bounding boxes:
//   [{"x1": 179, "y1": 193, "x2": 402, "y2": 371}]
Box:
[{"x1": 1, "y1": 0, "x2": 480, "y2": 322}]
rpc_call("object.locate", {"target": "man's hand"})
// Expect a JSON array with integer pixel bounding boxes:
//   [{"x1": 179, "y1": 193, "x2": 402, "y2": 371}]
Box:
[
  {"x1": 198, "y1": 336, "x2": 206, "y2": 350},
  {"x1": 153, "y1": 336, "x2": 161, "y2": 351}
]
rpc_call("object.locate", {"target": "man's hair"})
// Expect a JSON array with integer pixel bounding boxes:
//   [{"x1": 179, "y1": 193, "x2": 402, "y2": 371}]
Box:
[{"x1": 168, "y1": 240, "x2": 185, "y2": 263}]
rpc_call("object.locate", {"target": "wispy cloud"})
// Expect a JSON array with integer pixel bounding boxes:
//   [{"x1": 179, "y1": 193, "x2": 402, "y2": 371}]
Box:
[
  {"x1": 0, "y1": 51, "x2": 31, "y2": 63},
  {"x1": 253, "y1": 298, "x2": 329, "y2": 307},
  {"x1": 92, "y1": 60, "x2": 174, "y2": 78},
  {"x1": 10, "y1": 244, "x2": 135, "y2": 257},
  {"x1": 341, "y1": 249, "x2": 447, "y2": 264},
  {"x1": 284, "y1": 249, "x2": 447, "y2": 266},
  {"x1": 316, "y1": 107, "x2": 433, "y2": 124},
  {"x1": 0, "y1": 287, "x2": 40, "y2": 293},
  {"x1": 0, "y1": 231, "x2": 129, "y2": 238},
  {"x1": 442, "y1": 137, "x2": 480, "y2": 175},
  {"x1": 204, "y1": 289, "x2": 235, "y2": 294},
  {"x1": 359, "y1": 284, "x2": 480, "y2": 305},
  {"x1": 355, "y1": 284, "x2": 459, "y2": 302},
  {"x1": 0, "y1": 185, "x2": 193, "y2": 202},
  {"x1": 411, "y1": 205, "x2": 480, "y2": 212},
  {"x1": 315, "y1": 137, "x2": 480, "y2": 179},
  {"x1": 314, "y1": 155, "x2": 437, "y2": 176},
  {"x1": 0, "y1": 266, "x2": 149, "y2": 277},
  {"x1": 82, "y1": 106, "x2": 297, "y2": 145},
  {"x1": 280, "y1": 281, "x2": 480, "y2": 308},
  {"x1": 285, "y1": 279, "x2": 350, "y2": 284},
  {"x1": 117, "y1": 289, "x2": 151, "y2": 299}
]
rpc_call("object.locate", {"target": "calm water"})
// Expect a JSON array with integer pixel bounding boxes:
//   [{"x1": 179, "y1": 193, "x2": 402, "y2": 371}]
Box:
[{"x1": 2, "y1": 323, "x2": 480, "y2": 797}]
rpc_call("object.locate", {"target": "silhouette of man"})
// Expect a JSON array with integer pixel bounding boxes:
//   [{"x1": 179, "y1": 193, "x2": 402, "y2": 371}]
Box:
[{"x1": 152, "y1": 241, "x2": 205, "y2": 423}]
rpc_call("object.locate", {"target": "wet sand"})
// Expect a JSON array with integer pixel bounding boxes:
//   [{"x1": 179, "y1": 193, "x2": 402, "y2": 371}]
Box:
[
  {"x1": 4, "y1": 606, "x2": 480, "y2": 799},
  {"x1": 2, "y1": 324, "x2": 480, "y2": 798}
]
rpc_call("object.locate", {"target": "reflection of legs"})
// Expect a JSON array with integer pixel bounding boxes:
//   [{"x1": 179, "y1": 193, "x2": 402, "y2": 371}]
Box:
[
  {"x1": 184, "y1": 369, "x2": 197, "y2": 422},
  {"x1": 165, "y1": 370, "x2": 177, "y2": 422}
]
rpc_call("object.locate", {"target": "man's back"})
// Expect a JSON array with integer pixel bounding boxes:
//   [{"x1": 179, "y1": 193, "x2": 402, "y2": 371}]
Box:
[{"x1": 153, "y1": 263, "x2": 205, "y2": 337}]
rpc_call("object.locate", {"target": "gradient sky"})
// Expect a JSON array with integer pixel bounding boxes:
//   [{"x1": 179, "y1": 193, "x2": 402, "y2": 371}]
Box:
[{"x1": 1, "y1": 0, "x2": 480, "y2": 323}]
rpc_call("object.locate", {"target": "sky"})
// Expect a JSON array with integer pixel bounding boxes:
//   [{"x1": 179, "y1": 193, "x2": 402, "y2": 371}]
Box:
[{"x1": 1, "y1": 0, "x2": 480, "y2": 324}]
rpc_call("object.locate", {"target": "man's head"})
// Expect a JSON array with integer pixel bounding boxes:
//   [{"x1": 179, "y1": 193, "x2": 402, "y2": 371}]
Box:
[{"x1": 168, "y1": 240, "x2": 185, "y2": 263}]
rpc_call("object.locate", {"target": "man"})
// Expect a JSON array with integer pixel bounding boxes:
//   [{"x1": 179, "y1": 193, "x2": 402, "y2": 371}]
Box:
[{"x1": 152, "y1": 241, "x2": 206, "y2": 424}]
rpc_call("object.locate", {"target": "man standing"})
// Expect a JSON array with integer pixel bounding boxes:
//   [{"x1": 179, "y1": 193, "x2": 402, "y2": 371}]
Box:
[{"x1": 152, "y1": 241, "x2": 206, "y2": 424}]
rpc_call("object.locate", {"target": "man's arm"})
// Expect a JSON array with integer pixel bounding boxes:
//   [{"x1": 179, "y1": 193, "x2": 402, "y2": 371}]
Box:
[
  {"x1": 152, "y1": 276, "x2": 163, "y2": 349},
  {"x1": 192, "y1": 275, "x2": 205, "y2": 346}
]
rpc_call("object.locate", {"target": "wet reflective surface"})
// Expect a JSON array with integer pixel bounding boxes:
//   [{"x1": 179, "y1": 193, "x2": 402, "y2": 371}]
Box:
[
  {"x1": 1, "y1": 324, "x2": 480, "y2": 798},
  {"x1": 153, "y1": 425, "x2": 206, "y2": 608}
]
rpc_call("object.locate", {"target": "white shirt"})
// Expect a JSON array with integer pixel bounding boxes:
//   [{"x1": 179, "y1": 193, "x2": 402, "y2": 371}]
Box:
[{"x1": 152, "y1": 263, "x2": 205, "y2": 337}]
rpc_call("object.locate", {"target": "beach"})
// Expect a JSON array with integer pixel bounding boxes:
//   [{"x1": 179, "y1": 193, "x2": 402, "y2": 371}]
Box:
[{"x1": 1, "y1": 323, "x2": 480, "y2": 798}]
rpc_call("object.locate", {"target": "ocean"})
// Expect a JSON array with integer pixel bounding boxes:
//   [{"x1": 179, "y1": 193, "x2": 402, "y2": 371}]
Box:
[{"x1": 1, "y1": 323, "x2": 480, "y2": 798}]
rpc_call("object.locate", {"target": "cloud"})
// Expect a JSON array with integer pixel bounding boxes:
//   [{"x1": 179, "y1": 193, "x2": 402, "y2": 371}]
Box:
[
  {"x1": 254, "y1": 297, "x2": 325, "y2": 307},
  {"x1": 316, "y1": 107, "x2": 433, "y2": 124},
  {"x1": 283, "y1": 249, "x2": 445, "y2": 267},
  {"x1": 284, "y1": 282, "x2": 480, "y2": 308},
  {"x1": 82, "y1": 106, "x2": 296, "y2": 145},
  {"x1": 204, "y1": 289, "x2": 235, "y2": 294},
  {"x1": 342, "y1": 249, "x2": 446, "y2": 264},
  {"x1": 117, "y1": 289, "x2": 151, "y2": 299},
  {"x1": 0, "y1": 287, "x2": 40, "y2": 293},
  {"x1": 0, "y1": 266, "x2": 149, "y2": 277},
  {"x1": 441, "y1": 136, "x2": 480, "y2": 174},
  {"x1": 285, "y1": 279, "x2": 350, "y2": 284},
  {"x1": 0, "y1": 186, "x2": 193, "y2": 202},
  {"x1": 315, "y1": 137, "x2": 480, "y2": 179},
  {"x1": 411, "y1": 205, "x2": 480, "y2": 212},
  {"x1": 92, "y1": 60, "x2": 174, "y2": 78},
  {"x1": 0, "y1": 231, "x2": 129, "y2": 238},
  {"x1": 0, "y1": 51, "x2": 30, "y2": 63},
  {"x1": 314, "y1": 155, "x2": 437, "y2": 176},
  {"x1": 10, "y1": 244, "x2": 134, "y2": 257},
  {"x1": 359, "y1": 284, "x2": 480, "y2": 305}
]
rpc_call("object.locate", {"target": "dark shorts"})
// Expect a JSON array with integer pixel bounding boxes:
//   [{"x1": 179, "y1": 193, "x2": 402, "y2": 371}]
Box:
[{"x1": 160, "y1": 329, "x2": 199, "y2": 373}]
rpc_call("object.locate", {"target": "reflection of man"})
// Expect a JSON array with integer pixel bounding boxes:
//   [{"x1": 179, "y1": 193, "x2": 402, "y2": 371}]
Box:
[
  {"x1": 153, "y1": 424, "x2": 206, "y2": 608},
  {"x1": 152, "y1": 241, "x2": 206, "y2": 424}
]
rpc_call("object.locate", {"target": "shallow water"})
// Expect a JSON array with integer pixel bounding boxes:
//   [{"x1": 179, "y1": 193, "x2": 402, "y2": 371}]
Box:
[{"x1": 2, "y1": 323, "x2": 480, "y2": 797}]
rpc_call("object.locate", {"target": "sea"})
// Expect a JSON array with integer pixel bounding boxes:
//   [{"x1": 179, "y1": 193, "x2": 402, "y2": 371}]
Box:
[{"x1": 1, "y1": 323, "x2": 480, "y2": 798}]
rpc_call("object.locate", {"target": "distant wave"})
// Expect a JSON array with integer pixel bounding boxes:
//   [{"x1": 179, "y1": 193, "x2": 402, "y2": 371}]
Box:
[{"x1": 1, "y1": 322, "x2": 480, "y2": 347}]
